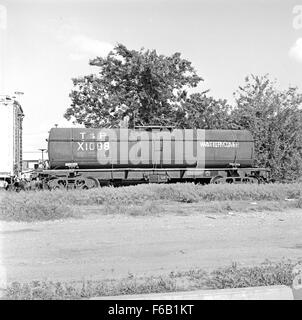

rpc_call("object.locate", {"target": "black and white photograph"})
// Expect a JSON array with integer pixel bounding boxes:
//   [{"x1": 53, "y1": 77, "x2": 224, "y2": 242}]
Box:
[{"x1": 0, "y1": 0, "x2": 302, "y2": 303}]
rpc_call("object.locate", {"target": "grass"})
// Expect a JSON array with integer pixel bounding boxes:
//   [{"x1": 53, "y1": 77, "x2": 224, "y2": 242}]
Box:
[
  {"x1": 74, "y1": 199, "x2": 299, "y2": 218},
  {"x1": 0, "y1": 191, "x2": 79, "y2": 222},
  {"x1": 1, "y1": 182, "x2": 302, "y2": 221},
  {"x1": 3, "y1": 260, "x2": 298, "y2": 300}
]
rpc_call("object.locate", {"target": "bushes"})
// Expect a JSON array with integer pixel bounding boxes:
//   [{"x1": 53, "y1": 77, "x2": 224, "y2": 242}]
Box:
[
  {"x1": 103, "y1": 200, "x2": 161, "y2": 216},
  {"x1": 94, "y1": 182, "x2": 302, "y2": 203},
  {"x1": 0, "y1": 191, "x2": 77, "y2": 222},
  {"x1": 231, "y1": 75, "x2": 302, "y2": 182},
  {"x1": 4, "y1": 260, "x2": 297, "y2": 299},
  {"x1": 195, "y1": 183, "x2": 302, "y2": 201},
  {"x1": 5, "y1": 276, "x2": 177, "y2": 300},
  {"x1": 204, "y1": 260, "x2": 294, "y2": 289},
  {"x1": 50, "y1": 182, "x2": 302, "y2": 204},
  {"x1": 1, "y1": 183, "x2": 302, "y2": 222},
  {"x1": 151, "y1": 183, "x2": 200, "y2": 203}
]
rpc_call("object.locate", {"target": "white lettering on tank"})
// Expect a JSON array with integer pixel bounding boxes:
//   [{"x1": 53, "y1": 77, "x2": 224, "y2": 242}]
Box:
[
  {"x1": 99, "y1": 132, "x2": 107, "y2": 140},
  {"x1": 104, "y1": 142, "x2": 110, "y2": 150},
  {"x1": 80, "y1": 132, "x2": 86, "y2": 140},
  {"x1": 200, "y1": 141, "x2": 239, "y2": 148},
  {"x1": 77, "y1": 142, "x2": 84, "y2": 151},
  {"x1": 77, "y1": 141, "x2": 110, "y2": 152},
  {"x1": 89, "y1": 142, "x2": 95, "y2": 151}
]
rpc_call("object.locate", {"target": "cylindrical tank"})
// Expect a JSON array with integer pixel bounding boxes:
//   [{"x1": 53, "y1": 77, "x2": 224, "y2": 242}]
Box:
[{"x1": 48, "y1": 128, "x2": 254, "y2": 169}]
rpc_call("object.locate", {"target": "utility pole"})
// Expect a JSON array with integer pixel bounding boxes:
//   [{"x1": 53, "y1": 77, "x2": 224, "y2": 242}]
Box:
[
  {"x1": 39, "y1": 149, "x2": 47, "y2": 162},
  {"x1": 13, "y1": 91, "x2": 24, "y2": 102}
]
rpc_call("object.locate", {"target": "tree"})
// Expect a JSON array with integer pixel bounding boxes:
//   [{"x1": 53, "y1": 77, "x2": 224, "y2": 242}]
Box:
[
  {"x1": 178, "y1": 93, "x2": 234, "y2": 129},
  {"x1": 64, "y1": 44, "x2": 202, "y2": 128},
  {"x1": 231, "y1": 74, "x2": 302, "y2": 181}
]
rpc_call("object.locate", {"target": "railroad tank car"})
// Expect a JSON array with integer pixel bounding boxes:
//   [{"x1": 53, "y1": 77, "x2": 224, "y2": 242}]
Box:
[
  {"x1": 35, "y1": 126, "x2": 269, "y2": 189},
  {"x1": 48, "y1": 127, "x2": 254, "y2": 169}
]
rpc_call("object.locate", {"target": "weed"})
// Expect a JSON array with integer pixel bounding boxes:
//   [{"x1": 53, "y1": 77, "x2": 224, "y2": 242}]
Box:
[
  {"x1": 1, "y1": 183, "x2": 302, "y2": 222},
  {"x1": 4, "y1": 260, "x2": 298, "y2": 299}
]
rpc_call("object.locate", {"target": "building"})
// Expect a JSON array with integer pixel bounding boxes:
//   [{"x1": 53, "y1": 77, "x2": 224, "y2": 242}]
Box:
[
  {"x1": 22, "y1": 150, "x2": 48, "y2": 171},
  {"x1": 0, "y1": 95, "x2": 24, "y2": 181}
]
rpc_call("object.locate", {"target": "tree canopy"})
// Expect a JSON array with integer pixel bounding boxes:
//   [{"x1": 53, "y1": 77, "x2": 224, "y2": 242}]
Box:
[
  {"x1": 179, "y1": 93, "x2": 233, "y2": 129},
  {"x1": 64, "y1": 43, "x2": 202, "y2": 128},
  {"x1": 231, "y1": 75, "x2": 302, "y2": 181}
]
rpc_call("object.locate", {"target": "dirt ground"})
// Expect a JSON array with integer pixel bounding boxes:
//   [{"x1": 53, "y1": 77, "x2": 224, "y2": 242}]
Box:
[{"x1": 1, "y1": 205, "x2": 302, "y2": 283}]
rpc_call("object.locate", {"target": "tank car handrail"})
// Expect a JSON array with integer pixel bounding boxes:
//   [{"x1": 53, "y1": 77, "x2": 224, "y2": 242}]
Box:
[{"x1": 134, "y1": 125, "x2": 175, "y2": 131}]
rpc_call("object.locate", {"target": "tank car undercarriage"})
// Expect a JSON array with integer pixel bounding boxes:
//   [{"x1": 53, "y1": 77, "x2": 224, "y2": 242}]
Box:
[{"x1": 28, "y1": 167, "x2": 270, "y2": 190}]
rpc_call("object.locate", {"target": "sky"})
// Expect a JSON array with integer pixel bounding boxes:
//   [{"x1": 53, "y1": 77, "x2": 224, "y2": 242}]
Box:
[{"x1": 0, "y1": 0, "x2": 302, "y2": 153}]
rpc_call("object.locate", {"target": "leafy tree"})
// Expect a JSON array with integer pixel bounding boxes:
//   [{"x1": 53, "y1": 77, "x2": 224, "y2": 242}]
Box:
[
  {"x1": 231, "y1": 74, "x2": 302, "y2": 181},
  {"x1": 178, "y1": 93, "x2": 233, "y2": 129},
  {"x1": 65, "y1": 44, "x2": 202, "y2": 128}
]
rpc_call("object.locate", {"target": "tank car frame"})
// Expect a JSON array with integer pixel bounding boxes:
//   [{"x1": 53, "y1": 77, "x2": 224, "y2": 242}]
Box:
[{"x1": 31, "y1": 165, "x2": 270, "y2": 190}]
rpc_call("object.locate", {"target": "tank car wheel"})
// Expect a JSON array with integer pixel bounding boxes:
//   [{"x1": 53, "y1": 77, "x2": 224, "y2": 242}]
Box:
[
  {"x1": 243, "y1": 176, "x2": 259, "y2": 184},
  {"x1": 210, "y1": 176, "x2": 225, "y2": 184},
  {"x1": 87, "y1": 177, "x2": 100, "y2": 188},
  {"x1": 75, "y1": 177, "x2": 99, "y2": 189},
  {"x1": 48, "y1": 178, "x2": 67, "y2": 190},
  {"x1": 74, "y1": 178, "x2": 87, "y2": 189}
]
